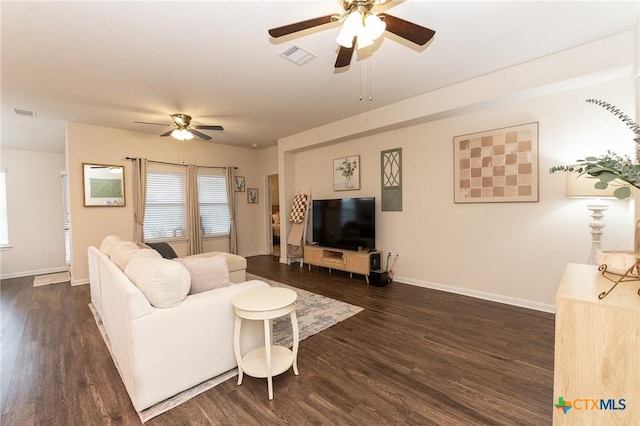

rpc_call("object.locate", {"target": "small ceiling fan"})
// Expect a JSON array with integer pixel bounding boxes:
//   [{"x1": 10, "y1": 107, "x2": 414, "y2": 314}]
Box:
[
  {"x1": 134, "y1": 114, "x2": 223, "y2": 141},
  {"x1": 268, "y1": 0, "x2": 436, "y2": 68}
]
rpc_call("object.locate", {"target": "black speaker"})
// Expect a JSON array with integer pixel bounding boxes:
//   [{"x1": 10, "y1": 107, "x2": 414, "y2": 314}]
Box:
[
  {"x1": 369, "y1": 269, "x2": 390, "y2": 286},
  {"x1": 370, "y1": 252, "x2": 381, "y2": 270}
]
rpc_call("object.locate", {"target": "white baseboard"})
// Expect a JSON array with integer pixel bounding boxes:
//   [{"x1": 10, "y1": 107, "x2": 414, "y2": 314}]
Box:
[
  {"x1": 394, "y1": 275, "x2": 555, "y2": 313},
  {"x1": 72, "y1": 278, "x2": 89, "y2": 286},
  {"x1": 1, "y1": 266, "x2": 69, "y2": 280}
]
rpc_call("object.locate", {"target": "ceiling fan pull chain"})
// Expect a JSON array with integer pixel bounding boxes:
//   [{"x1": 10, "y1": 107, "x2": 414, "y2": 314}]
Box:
[
  {"x1": 368, "y1": 61, "x2": 373, "y2": 101},
  {"x1": 358, "y1": 62, "x2": 363, "y2": 101}
]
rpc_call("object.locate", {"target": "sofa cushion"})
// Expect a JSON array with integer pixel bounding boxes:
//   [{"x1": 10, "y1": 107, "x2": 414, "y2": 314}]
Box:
[
  {"x1": 186, "y1": 251, "x2": 246, "y2": 272},
  {"x1": 174, "y1": 254, "x2": 230, "y2": 294},
  {"x1": 110, "y1": 241, "x2": 141, "y2": 270},
  {"x1": 99, "y1": 235, "x2": 124, "y2": 255},
  {"x1": 125, "y1": 249, "x2": 190, "y2": 308},
  {"x1": 147, "y1": 242, "x2": 178, "y2": 259}
]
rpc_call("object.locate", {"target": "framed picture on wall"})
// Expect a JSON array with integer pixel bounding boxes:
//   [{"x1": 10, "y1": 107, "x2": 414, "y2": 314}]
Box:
[
  {"x1": 234, "y1": 176, "x2": 245, "y2": 192},
  {"x1": 82, "y1": 163, "x2": 125, "y2": 207},
  {"x1": 453, "y1": 122, "x2": 539, "y2": 203},
  {"x1": 334, "y1": 155, "x2": 360, "y2": 191},
  {"x1": 247, "y1": 188, "x2": 259, "y2": 204}
]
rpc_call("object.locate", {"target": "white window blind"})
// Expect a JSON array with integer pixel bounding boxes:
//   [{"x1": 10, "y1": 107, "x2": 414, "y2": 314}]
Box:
[
  {"x1": 143, "y1": 169, "x2": 186, "y2": 241},
  {"x1": 197, "y1": 172, "x2": 230, "y2": 237},
  {"x1": 0, "y1": 170, "x2": 8, "y2": 245}
]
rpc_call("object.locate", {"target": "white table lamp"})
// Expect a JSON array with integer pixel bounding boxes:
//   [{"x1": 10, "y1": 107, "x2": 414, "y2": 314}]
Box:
[{"x1": 565, "y1": 172, "x2": 617, "y2": 264}]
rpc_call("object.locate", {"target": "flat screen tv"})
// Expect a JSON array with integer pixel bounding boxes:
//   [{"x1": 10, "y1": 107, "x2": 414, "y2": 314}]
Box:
[{"x1": 312, "y1": 197, "x2": 375, "y2": 252}]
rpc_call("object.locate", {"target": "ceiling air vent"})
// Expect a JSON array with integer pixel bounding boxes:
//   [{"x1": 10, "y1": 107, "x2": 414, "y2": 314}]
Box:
[
  {"x1": 279, "y1": 45, "x2": 316, "y2": 66},
  {"x1": 13, "y1": 108, "x2": 36, "y2": 118}
]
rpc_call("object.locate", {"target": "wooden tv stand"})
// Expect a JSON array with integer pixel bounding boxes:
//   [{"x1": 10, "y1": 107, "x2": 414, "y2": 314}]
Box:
[{"x1": 304, "y1": 245, "x2": 379, "y2": 284}]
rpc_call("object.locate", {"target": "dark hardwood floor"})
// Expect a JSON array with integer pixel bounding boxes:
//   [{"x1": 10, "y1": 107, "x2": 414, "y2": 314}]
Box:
[{"x1": 1, "y1": 255, "x2": 555, "y2": 425}]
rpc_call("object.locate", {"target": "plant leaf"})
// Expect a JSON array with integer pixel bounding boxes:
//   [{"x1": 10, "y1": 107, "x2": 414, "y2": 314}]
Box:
[
  {"x1": 594, "y1": 181, "x2": 609, "y2": 190},
  {"x1": 614, "y1": 186, "x2": 632, "y2": 199},
  {"x1": 596, "y1": 171, "x2": 621, "y2": 183}
]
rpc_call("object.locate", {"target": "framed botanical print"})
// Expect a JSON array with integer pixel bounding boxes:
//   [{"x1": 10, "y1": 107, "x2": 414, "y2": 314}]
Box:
[
  {"x1": 234, "y1": 176, "x2": 245, "y2": 192},
  {"x1": 247, "y1": 188, "x2": 259, "y2": 204},
  {"x1": 334, "y1": 155, "x2": 360, "y2": 191}
]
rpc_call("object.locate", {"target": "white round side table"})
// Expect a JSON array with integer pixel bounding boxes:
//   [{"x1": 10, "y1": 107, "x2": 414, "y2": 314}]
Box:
[{"x1": 233, "y1": 286, "x2": 299, "y2": 400}]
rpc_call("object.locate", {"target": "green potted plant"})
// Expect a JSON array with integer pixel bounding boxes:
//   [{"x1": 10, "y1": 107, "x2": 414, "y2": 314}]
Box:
[
  {"x1": 550, "y1": 99, "x2": 640, "y2": 199},
  {"x1": 551, "y1": 99, "x2": 640, "y2": 281}
]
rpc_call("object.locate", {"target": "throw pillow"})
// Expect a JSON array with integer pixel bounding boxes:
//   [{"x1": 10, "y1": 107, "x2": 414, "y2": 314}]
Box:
[
  {"x1": 146, "y1": 242, "x2": 178, "y2": 259},
  {"x1": 109, "y1": 241, "x2": 141, "y2": 270},
  {"x1": 125, "y1": 249, "x2": 190, "y2": 308},
  {"x1": 99, "y1": 235, "x2": 124, "y2": 255},
  {"x1": 174, "y1": 254, "x2": 230, "y2": 294}
]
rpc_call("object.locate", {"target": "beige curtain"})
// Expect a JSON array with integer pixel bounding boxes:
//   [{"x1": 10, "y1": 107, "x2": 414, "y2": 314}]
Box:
[
  {"x1": 186, "y1": 164, "x2": 202, "y2": 255},
  {"x1": 132, "y1": 158, "x2": 148, "y2": 242},
  {"x1": 226, "y1": 166, "x2": 238, "y2": 254}
]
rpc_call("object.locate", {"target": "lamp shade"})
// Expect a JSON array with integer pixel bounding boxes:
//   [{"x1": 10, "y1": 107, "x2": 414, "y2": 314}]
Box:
[
  {"x1": 336, "y1": 12, "x2": 362, "y2": 48},
  {"x1": 171, "y1": 128, "x2": 194, "y2": 141},
  {"x1": 336, "y1": 11, "x2": 386, "y2": 50},
  {"x1": 565, "y1": 172, "x2": 617, "y2": 198},
  {"x1": 357, "y1": 35, "x2": 375, "y2": 49},
  {"x1": 363, "y1": 13, "x2": 386, "y2": 40}
]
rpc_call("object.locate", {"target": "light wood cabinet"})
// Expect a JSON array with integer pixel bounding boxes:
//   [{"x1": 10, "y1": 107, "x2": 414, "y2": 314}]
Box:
[
  {"x1": 304, "y1": 245, "x2": 378, "y2": 283},
  {"x1": 553, "y1": 263, "x2": 640, "y2": 425}
]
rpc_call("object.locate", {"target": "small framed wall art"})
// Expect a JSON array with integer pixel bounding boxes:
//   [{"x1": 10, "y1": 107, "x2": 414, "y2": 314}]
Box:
[
  {"x1": 334, "y1": 155, "x2": 360, "y2": 191},
  {"x1": 234, "y1": 176, "x2": 245, "y2": 192},
  {"x1": 82, "y1": 163, "x2": 125, "y2": 207},
  {"x1": 453, "y1": 122, "x2": 539, "y2": 203},
  {"x1": 247, "y1": 188, "x2": 259, "y2": 204}
]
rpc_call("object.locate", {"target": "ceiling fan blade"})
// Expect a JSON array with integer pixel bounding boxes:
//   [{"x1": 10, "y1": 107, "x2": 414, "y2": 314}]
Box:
[
  {"x1": 268, "y1": 15, "x2": 335, "y2": 38},
  {"x1": 335, "y1": 38, "x2": 356, "y2": 68},
  {"x1": 160, "y1": 130, "x2": 173, "y2": 137},
  {"x1": 189, "y1": 129, "x2": 212, "y2": 141},
  {"x1": 134, "y1": 121, "x2": 171, "y2": 127},
  {"x1": 378, "y1": 13, "x2": 436, "y2": 46},
  {"x1": 193, "y1": 125, "x2": 224, "y2": 131}
]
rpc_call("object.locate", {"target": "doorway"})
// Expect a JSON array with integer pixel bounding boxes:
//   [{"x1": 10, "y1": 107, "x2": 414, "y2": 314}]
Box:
[
  {"x1": 266, "y1": 174, "x2": 279, "y2": 256},
  {"x1": 61, "y1": 171, "x2": 71, "y2": 266}
]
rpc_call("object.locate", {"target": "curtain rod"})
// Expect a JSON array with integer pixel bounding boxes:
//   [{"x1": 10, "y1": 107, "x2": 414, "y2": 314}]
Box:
[{"x1": 124, "y1": 157, "x2": 237, "y2": 170}]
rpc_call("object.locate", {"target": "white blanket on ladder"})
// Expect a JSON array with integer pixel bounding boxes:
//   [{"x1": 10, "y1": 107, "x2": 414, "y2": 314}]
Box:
[{"x1": 287, "y1": 222, "x2": 305, "y2": 246}]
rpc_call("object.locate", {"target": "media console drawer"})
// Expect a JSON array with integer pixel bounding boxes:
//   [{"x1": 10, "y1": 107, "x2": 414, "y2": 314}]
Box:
[{"x1": 304, "y1": 246, "x2": 379, "y2": 284}]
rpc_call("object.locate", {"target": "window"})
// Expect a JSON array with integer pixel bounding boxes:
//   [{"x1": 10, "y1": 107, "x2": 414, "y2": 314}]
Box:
[
  {"x1": 143, "y1": 169, "x2": 186, "y2": 241},
  {"x1": 198, "y1": 172, "x2": 230, "y2": 237},
  {"x1": 0, "y1": 170, "x2": 8, "y2": 246}
]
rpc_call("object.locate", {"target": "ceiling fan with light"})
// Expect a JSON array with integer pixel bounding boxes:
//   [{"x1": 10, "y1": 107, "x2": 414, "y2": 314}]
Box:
[
  {"x1": 268, "y1": 0, "x2": 436, "y2": 68},
  {"x1": 134, "y1": 114, "x2": 223, "y2": 141}
]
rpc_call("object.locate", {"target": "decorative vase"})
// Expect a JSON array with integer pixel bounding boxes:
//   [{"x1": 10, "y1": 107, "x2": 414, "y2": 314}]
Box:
[{"x1": 345, "y1": 175, "x2": 355, "y2": 189}]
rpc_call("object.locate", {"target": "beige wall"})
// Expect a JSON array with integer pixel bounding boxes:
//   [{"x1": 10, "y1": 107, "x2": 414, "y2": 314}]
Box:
[
  {"x1": 0, "y1": 149, "x2": 66, "y2": 278},
  {"x1": 67, "y1": 123, "x2": 265, "y2": 284},
  {"x1": 4, "y1": 29, "x2": 636, "y2": 312},
  {"x1": 278, "y1": 31, "x2": 636, "y2": 311}
]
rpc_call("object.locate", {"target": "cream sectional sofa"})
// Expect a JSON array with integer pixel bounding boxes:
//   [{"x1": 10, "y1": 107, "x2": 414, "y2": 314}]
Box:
[{"x1": 87, "y1": 236, "x2": 269, "y2": 411}]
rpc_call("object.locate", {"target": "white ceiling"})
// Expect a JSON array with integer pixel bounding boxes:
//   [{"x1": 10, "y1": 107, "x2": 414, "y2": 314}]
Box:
[{"x1": 2, "y1": 1, "x2": 639, "y2": 154}]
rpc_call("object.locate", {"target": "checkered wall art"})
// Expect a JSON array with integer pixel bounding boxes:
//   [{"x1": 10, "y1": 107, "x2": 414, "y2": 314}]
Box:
[
  {"x1": 453, "y1": 122, "x2": 539, "y2": 203},
  {"x1": 289, "y1": 194, "x2": 308, "y2": 224}
]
